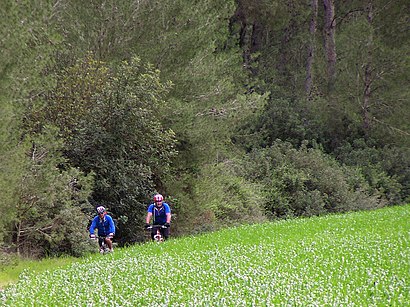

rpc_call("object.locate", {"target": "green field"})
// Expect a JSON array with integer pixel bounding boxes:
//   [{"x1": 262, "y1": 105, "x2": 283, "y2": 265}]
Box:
[{"x1": 1, "y1": 205, "x2": 409, "y2": 306}]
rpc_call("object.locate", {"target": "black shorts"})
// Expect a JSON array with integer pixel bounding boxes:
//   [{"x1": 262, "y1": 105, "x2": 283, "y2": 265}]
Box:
[
  {"x1": 98, "y1": 236, "x2": 111, "y2": 246},
  {"x1": 151, "y1": 225, "x2": 170, "y2": 240}
]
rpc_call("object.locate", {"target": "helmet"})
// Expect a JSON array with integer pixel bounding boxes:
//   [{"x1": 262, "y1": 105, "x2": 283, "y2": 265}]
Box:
[
  {"x1": 153, "y1": 194, "x2": 164, "y2": 202},
  {"x1": 96, "y1": 206, "x2": 106, "y2": 214}
]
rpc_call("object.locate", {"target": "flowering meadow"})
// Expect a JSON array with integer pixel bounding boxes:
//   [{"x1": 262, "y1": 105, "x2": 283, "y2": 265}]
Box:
[{"x1": 1, "y1": 205, "x2": 409, "y2": 306}]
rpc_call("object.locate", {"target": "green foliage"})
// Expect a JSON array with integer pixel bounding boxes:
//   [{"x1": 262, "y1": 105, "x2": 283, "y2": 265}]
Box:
[
  {"x1": 128, "y1": 0, "x2": 257, "y2": 159},
  {"x1": 8, "y1": 127, "x2": 93, "y2": 258},
  {"x1": 335, "y1": 3, "x2": 410, "y2": 145},
  {"x1": 123, "y1": 0, "x2": 272, "y2": 232},
  {"x1": 0, "y1": 0, "x2": 62, "y2": 246},
  {"x1": 0, "y1": 140, "x2": 26, "y2": 243},
  {"x1": 236, "y1": 0, "x2": 410, "y2": 208},
  {"x1": 236, "y1": 97, "x2": 310, "y2": 149},
  {"x1": 242, "y1": 140, "x2": 384, "y2": 218},
  {"x1": 335, "y1": 139, "x2": 408, "y2": 204},
  {"x1": 36, "y1": 53, "x2": 110, "y2": 137},
  {"x1": 52, "y1": 0, "x2": 146, "y2": 61},
  {"x1": 178, "y1": 161, "x2": 266, "y2": 232},
  {"x1": 236, "y1": 95, "x2": 351, "y2": 157},
  {"x1": 233, "y1": 1, "x2": 310, "y2": 95},
  {"x1": 39, "y1": 55, "x2": 178, "y2": 243},
  {"x1": 0, "y1": 0, "x2": 94, "y2": 256}
]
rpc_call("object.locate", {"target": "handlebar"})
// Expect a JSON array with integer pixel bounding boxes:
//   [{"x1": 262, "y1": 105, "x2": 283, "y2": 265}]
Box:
[
  {"x1": 90, "y1": 235, "x2": 113, "y2": 240},
  {"x1": 146, "y1": 225, "x2": 168, "y2": 230}
]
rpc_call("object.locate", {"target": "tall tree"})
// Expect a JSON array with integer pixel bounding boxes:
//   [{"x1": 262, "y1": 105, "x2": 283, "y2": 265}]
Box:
[
  {"x1": 0, "y1": 0, "x2": 58, "y2": 245},
  {"x1": 1, "y1": 0, "x2": 94, "y2": 256},
  {"x1": 323, "y1": 0, "x2": 336, "y2": 90},
  {"x1": 306, "y1": 0, "x2": 318, "y2": 97},
  {"x1": 362, "y1": 0, "x2": 373, "y2": 133},
  {"x1": 52, "y1": 0, "x2": 146, "y2": 61},
  {"x1": 335, "y1": 0, "x2": 409, "y2": 144}
]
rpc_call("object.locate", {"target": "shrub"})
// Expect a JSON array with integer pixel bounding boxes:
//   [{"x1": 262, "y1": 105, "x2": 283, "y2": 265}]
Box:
[
  {"x1": 242, "y1": 140, "x2": 385, "y2": 218},
  {"x1": 3, "y1": 127, "x2": 94, "y2": 258},
  {"x1": 335, "y1": 139, "x2": 406, "y2": 205},
  {"x1": 176, "y1": 161, "x2": 267, "y2": 233}
]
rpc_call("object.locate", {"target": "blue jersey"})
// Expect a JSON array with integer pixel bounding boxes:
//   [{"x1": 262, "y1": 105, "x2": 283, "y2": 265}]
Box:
[
  {"x1": 147, "y1": 203, "x2": 171, "y2": 225},
  {"x1": 89, "y1": 214, "x2": 115, "y2": 237}
]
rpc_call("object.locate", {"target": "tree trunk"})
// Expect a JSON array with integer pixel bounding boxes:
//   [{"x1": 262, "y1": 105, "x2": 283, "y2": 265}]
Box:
[
  {"x1": 16, "y1": 221, "x2": 22, "y2": 257},
  {"x1": 323, "y1": 0, "x2": 336, "y2": 91},
  {"x1": 363, "y1": 1, "x2": 373, "y2": 134},
  {"x1": 306, "y1": 0, "x2": 318, "y2": 98}
]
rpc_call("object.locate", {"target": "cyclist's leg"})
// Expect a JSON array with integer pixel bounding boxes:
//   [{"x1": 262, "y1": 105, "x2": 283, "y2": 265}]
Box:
[
  {"x1": 150, "y1": 227, "x2": 156, "y2": 240},
  {"x1": 161, "y1": 227, "x2": 170, "y2": 240},
  {"x1": 104, "y1": 237, "x2": 113, "y2": 251},
  {"x1": 98, "y1": 237, "x2": 104, "y2": 253}
]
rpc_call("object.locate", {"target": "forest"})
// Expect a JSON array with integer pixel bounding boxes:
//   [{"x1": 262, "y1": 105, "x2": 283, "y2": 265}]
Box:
[{"x1": 0, "y1": 0, "x2": 409, "y2": 258}]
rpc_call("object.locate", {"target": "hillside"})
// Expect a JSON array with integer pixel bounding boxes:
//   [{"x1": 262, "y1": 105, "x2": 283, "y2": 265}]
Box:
[{"x1": 1, "y1": 205, "x2": 409, "y2": 306}]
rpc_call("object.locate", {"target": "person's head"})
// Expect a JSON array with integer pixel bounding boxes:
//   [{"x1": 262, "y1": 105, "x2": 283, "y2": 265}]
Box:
[
  {"x1": 153, "y1": 194, "x2": 164, "y2": 207},
  {"x1": 96, "y1": 206, "x2": 106, "y2": 217}
]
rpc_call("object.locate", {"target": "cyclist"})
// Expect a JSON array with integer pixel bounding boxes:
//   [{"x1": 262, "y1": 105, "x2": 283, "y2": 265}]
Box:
[
  {"x1": 145, "y1": 194, "x2": 171, "y2": 240},
  {"x1": 89, "y1": 206, "x2": 115, "y2": 253}
]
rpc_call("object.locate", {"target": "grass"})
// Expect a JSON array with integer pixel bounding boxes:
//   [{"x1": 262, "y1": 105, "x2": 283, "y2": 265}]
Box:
[
  {"x1": 1, "y1": 205, "x2": 409, "y2": 306},
  {"x1": 0, "y1": 256, "x2": 80, "y2": 289}
]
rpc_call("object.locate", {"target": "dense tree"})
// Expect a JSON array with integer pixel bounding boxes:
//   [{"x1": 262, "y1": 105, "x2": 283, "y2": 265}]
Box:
[
  {"x1": 234, "y1": 0, "x2": 409, "y2": 205},
  {"x1": 0, "y1": 0, "x2": 93, "y2": 256},
  {"x1": 0, "y1": 0, "x2": 52, "y2": 245},
  {"x1": 12, "y1": 129, "x2": 93, "y2": 257},
  {"x1": 51, "y1": 0, "x2": 142, "y2": 61},
  {"x1": 36, "y1": 55, "x2": 178, "y2": 243},
  {"x1": 362, "y1": 0, "x2": 373, "y2": 133},
  {"x1": 334, "y1": 0, "x2": 409, "y2": 140}
]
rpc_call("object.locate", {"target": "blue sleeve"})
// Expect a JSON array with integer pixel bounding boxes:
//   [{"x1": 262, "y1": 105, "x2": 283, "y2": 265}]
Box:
[
  {"x1": 107, "y1": 216, "x2": 116, "y2": 234},
  {"x1": 147, "y1": 204, "x2": 154, "y2": 212},
  {"x1": 89, "y1": 216, "x2": 97, "y2": 235},
  {"x1": 164, "y1": 203, "x2": 171, "y2": 214}
]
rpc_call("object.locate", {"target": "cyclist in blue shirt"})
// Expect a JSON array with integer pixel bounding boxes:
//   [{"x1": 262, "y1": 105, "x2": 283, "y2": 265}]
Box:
[
  {"x1": 145, "y1": 194, "x2": 171, "y2": 240},
  {"x1": 89, "y1": 206, "x2": 115, "y2": 253}
]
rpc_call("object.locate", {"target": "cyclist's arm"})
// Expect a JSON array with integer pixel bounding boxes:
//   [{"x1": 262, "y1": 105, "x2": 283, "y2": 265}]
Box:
[
  {"x1": 146, "y1": 212, "x2": 152, "y2": 223},
  {"x1": 107, "y1": 216, "x2": 116, "y2": 234},
  {"x1": 89, "y1": 217, "x2": 97, "y2": 235},
  {"x1": 165, "y1": 203, "x2": 171, "y2": 223},
  {"x1": 146, "y1": 204, "x2": 154, "y2": 223}
]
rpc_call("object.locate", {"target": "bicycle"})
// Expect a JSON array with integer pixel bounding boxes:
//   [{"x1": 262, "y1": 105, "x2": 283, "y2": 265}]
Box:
[
  {"x1": 91, "y1": 235, "x2": 113, "y2": 254},
  {"x1": 146, "y1": 225, "x2": 168, "y2": 243}
]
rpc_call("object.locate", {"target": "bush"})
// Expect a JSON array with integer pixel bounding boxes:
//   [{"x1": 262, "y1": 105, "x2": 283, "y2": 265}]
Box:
[
  {"x1": 335, "y1": 139, "x2": 406, "y2": 205},
  {"x1": 242, "y1": 140, "x2": 385, "y2": 218},
  {"x1": 175, "y1": 161, "x2": 267, "y2": 234},
  {"x1": 2, "y1": 128, "x2": 94, "y2": 258}
]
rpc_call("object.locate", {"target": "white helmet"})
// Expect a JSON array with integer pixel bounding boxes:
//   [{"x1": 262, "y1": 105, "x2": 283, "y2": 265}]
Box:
[{"x1": 96, "y1": 206, "x2": 106, "y2": 214}]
